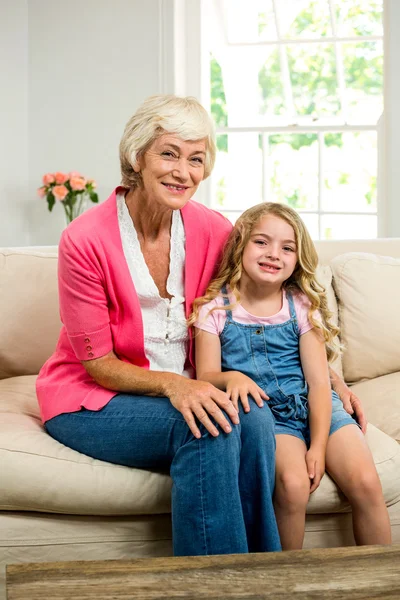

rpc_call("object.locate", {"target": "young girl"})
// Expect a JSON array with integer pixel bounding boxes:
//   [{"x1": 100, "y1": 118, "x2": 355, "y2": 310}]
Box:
[{"x1": 190, "y1": 202, "x2": 391, "y2": 550}]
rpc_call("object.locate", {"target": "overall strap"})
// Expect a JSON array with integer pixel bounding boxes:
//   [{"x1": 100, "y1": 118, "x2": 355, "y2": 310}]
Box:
[
  {"x1": 221, "y1": 285, "x2": 233, "y2": 319},
  {"x1": 286, "y1": 289, "x2": 297, "y2": 320}
]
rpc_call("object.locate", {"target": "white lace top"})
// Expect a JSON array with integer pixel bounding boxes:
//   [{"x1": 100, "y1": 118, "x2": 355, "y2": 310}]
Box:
[{"x1": 117, "y1": 193, "x2": 192, "y2": 377}]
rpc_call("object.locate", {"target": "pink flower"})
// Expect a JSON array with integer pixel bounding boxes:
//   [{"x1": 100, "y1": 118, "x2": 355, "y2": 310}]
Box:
[
  {"x1": 87, "y1": 178, "x2": 97, "y2": 189},
  {"x1": 42, "y1": 173, "x2": 55, "y2": 185},
  {"x1": 54, "y1": 172, "x2": 68, "y2": 184},
  {"x1": 69, "y1": 171, "x2": 82, "y2": 178},
  {"x1": 70, "y1": 176, "x2": 86, "y2": 191},
  {"x1": 37, "y1": 186, "x2": 47, "y2": 198},
  {"x1": 53, "y1": 185, "x2": 69, "y2": 201}
]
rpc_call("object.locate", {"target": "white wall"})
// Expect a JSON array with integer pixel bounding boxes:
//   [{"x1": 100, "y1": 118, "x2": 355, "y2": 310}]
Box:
[
  {"x1": 1, "y1": 0, "x2": 173, "y2": 246},
  {"x1": 0, "y1": 0, "x2": 29, "y2": 246},
  {"x1": 384, "y1": 0, "x2": 400, "y2": 237},
  {"x1": 2, "y1": 0, "x2": 399, "y2": 245}
]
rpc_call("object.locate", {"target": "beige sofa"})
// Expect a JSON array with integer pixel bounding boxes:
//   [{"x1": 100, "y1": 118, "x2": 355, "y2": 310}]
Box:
[{"x1": 1, "y1": 240, "x2": 400, "y2": 599}]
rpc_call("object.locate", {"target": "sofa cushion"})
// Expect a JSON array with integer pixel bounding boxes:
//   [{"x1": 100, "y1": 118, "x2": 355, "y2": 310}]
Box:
[
  {"x1": 350, "y1": 372, "x2": 400, "y2": 443},
  {"x1": 331, "y1": 252, "x2": 400, "y2": 383},
  {"x1": 316, "y1": 265, "x2": 342, "y2": 378},
  {"x1": 1, "y1": 376, "x2": 399, "y2": 517},
  {"x1": 0, "y1": 376, "x2": 172, "y2": 516},
  {"x1": 0, "y1": 249, "x2": 60, "y2": 379}
]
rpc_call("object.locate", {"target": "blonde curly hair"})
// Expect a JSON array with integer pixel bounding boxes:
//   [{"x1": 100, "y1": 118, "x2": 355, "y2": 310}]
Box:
[{"x1": 189, "y1": 202, "x2": 341, "y2": 362}]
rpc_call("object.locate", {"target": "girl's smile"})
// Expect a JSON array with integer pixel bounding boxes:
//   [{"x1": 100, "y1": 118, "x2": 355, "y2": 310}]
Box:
[{"x1": 258, "y1": 262, "x2": 282, "y2": 274}]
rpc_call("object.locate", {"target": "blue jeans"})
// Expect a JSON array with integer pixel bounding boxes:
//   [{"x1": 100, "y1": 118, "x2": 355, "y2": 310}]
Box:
[{"x1": 45, "y1": 394, "x2": 281, "y2": 555}]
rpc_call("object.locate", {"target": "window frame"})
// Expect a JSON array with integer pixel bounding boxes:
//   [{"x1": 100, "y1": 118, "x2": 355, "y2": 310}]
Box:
[{"x1": 167, "y1": 0, "x2": 398, "y2": 238}]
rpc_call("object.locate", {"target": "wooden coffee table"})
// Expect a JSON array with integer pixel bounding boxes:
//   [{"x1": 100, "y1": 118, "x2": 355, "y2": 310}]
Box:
[{"x1": 6, "y1": 545, "x2": 400, "y2": 599}]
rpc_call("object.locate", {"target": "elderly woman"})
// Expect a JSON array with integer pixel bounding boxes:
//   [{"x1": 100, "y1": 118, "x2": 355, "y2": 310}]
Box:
[{"x1": 37, "y1": 94, "x2": 365, "y2": 556}]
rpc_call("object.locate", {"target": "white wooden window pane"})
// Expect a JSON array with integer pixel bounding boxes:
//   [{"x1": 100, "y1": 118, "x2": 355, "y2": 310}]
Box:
[
  {"x1": 342, "y1": 41, "x2": 383, "y2": 124},
  {"x1": 328, "y1": 1, "x2": 349, "y2": 122},
  {"x1": 321, "y1": 214, "x2": 377, "y2": 239},
  {"x1": 296, "y1": 212, "x2": 320, "y2": 239},
  {"x1": 211, "y1": 133, "x2": 263, "y2": 211},
  {"x1": 207, "y1": 0, "x2": 384, "y2": 240},
  {"x1": 218, "y1": 211, "x2": 242, "y2": 225},
  {"x1": 275, "y1": 0, "x2": 332, "y2": 39},
  {"x1": 335, "y1": 0, "x2": 383, "y2": 37},
  {"x1": 287, "y1": 43, "x2": 340, "y2": 119},
  {"x1": 224, "y1": 0, "x2": 260, "y2": 43},
  {"x1": 259, "y1": 47, "x2": 286, "y2": 119},
  {"x1": 268, "y1": 134, "x2": 319, "y2": 209},
  {"x1": 322, "y1": 131, "x2": 377, "y2": 212},
  {"x1": 258, "y1": 0, "x2": 278, "y2": 41},
  {"x1": 210, "y1": 56, "x2": 227, "y2": 129},
  {"x1": 215, "y1": 49, "x2": 273, "y2": 127}
]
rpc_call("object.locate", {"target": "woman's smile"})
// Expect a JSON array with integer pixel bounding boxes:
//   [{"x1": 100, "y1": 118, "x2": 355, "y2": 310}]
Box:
[{"x1": 161, "y1": 182, "x2": 189, "y2": 195}]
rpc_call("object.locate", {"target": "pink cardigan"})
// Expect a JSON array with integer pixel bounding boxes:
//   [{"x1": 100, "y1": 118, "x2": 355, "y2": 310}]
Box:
[{"x1": 36, "y1": 188, "x2": 232, "y2": 422}]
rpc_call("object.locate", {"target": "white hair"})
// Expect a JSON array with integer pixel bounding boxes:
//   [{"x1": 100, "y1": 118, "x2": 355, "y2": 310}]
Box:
[{"x1": 119, "y1": 94, "x2": 216, "y2": 189}]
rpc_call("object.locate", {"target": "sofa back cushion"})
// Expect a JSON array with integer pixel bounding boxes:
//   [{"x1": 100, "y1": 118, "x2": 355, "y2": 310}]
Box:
[
  {"x1": 0, "y1": 249, "x2": 60, "y2": 379},
  {"x1": 331, "y1": 252, "x2": 400, "y2": 383},
  {"x1": 316, "y1": 265, "x2": 343, "y2": 378},
  {"x1": 0, "y1": 249, "x2": 343, "y2": 380}
]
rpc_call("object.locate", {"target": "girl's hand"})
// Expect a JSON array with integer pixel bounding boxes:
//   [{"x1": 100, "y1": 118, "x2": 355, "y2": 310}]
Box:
[
  {"x1": 226, "y1": 372, "x2": 269, "y2": 413},
  {"x1": 332, "y1": 377, "x2": 367, "y2": 435},
  {"x1": 330, "y1": 369, "x2": 367, "y2": 434},
  {"x1": 165, "y1": 375, "x2": 240, "y2": 439},
  {"x1": 306, "y1": 446, "x2": 326, "y2": 493}
]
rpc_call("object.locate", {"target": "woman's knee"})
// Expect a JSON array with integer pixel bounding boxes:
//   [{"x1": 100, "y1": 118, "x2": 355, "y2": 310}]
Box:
[
  {"x1": 275, "y1": 470, "x2": 310, "y2": 509},
  {"x1": 240, "y1": 401, "x2": 275, "y2": 442},
  {"x1": 241, "y1": 399, "x2": 274, "y2": 424}
]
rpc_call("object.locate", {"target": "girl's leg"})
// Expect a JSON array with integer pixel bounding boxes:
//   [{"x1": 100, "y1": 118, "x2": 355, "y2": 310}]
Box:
[
  {"x1": 237, "y1": 400, "x2": 282, "y2": 553},
  {"x1": 325, "y1": 424, "x2": 392, "y2": 545},
  {"x1": 273, "y1": 434, "x2": 310, "y2": 550}
]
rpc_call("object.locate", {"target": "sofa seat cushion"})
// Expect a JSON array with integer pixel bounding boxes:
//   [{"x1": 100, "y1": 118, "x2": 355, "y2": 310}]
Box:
[
  {"x1": 0, "y1": 511, "x2": 172, "y2": 550},
  {"x1": 350, "y1": 372, "x2": 400, "y2": 443},
  {"x1": 1, "y1": 376, "x2": 399, "y2": 516},
  {"x1": 0, "y1": 376, "x2": 172, "y2": 515}
]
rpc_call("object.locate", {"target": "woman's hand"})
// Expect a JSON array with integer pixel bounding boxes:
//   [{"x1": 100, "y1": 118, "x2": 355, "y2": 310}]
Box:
[
  {"x1": 165, "y1": 375, "x2": 240, "y2": 439},
  {"x1": 225, "y1": 372, "x2": 269, "y2": 413},
  {"x1": 330, "y1": 373, "x2": 367, "y2": 434},
  {"x1": 306, "y1": 446, "x2": 326, "y2": 494}
]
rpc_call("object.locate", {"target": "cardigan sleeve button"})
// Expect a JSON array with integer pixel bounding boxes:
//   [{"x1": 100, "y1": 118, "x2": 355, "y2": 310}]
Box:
[
  {"x1": 88, "y1": 352, "x2": 94, "y2": 358},
  {"x1": 86, "y1": 345, "x2": 92, "y2": 351},
  {"x1": 84, "y1": 337, "x2": 90, "y2": 343}
]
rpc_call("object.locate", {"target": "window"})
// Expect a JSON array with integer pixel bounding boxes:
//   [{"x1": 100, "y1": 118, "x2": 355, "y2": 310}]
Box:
[{"x1": 203, "y1": 0, "x2": 384, "y2": 239}]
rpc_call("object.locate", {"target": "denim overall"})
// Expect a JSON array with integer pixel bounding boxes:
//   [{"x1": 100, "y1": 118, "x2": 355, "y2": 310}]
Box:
[{"x1": 220, "y1": 288, "x2": 357, "y2": 445}]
